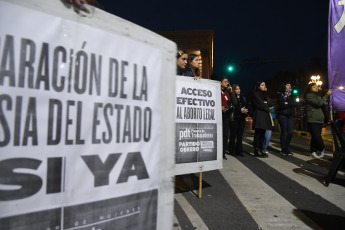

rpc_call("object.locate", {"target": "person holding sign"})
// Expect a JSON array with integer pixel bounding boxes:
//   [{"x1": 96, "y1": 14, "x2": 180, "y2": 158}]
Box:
[
  {"x1": 183, "y1": 54, "x2": 200, "y2": 79},
  {"x1": 176, "y1": 49, "x2": 188, "y2": 76},
  {"x1": 175, "y1": 49, "x2": 190, "y2": 191},
  {"x1": 304, "y1": 83, "x2": 332, "y2": 159}
]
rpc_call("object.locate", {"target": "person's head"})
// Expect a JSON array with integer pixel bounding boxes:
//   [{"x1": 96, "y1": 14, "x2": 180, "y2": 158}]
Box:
[
  {"x1": 233, "y1": 84, "x2": 241, "y2": 95},
  {"x1": 220, "y1": 77, "x2": 229, "y2": 90},
  {"x1": 285, "y1": 83, "x2": 292, "y2": 91},
  {"x1": 307, "y1": 82, "x2": 318, "y2": 92},
  {"x1": 256, "y1": 81, "x2": 266, "y2": 92},
  {"x1": 187, "y1": 54, "x2": 200, "y2": 76},
  {"x1": 303, "y1": 82, "x2": 318, "y2": 98},
  {"x1": 188, "y1": 54, "x2": 200, "y2": 69},
  {"x1": 177, "y1": 49, "x2": 188, "y2": 70}
]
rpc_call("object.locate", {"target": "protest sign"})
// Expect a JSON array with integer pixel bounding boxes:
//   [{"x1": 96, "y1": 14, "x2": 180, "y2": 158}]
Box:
[
  {"x1": 0, "y1": 0, "x2": 176, "y2": 229},
  {"x1": 175, "y1": 77, "x2": 222, "y2": 175}
]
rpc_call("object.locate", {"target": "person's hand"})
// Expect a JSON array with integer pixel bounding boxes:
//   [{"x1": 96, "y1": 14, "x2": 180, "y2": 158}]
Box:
[
  {"x1": 285, "y1": 102, "x2": 288, "y2": 104},
  {"x1": 68, "y1": 0, "x2": 85, "y2": 6},
  {"x1": 227, "y1": 84, "x2": 232, "y2": 92},
  {"x1": 222, "y1": 106, "x2": 228, "y2": 113},
  {"x1": 241, "y1": 107, "x2": 248, "y2": 114},
  {"x1": 327, "y1": 89, "x2": 332, "y2": 95},
  {"x1": 264, "y1": 101, "x2": 267, "y2": 104}
]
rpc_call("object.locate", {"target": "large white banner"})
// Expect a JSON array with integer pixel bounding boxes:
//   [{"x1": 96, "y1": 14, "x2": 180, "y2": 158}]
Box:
[
  {"x1": 175, "y1": 77, "x2": 222, "y2": 175},
  {"x1": 0, "y1": 1, "x2": 176, "y2": 229}
]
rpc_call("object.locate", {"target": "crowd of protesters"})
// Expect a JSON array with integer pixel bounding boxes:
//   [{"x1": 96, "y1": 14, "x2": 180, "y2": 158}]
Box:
[
  {"x1": 64, "y1": 2, "x2": 333, "y2": 161},
  {"x1": 176, "y1": 49, "x2": 333, "y2": 161}
]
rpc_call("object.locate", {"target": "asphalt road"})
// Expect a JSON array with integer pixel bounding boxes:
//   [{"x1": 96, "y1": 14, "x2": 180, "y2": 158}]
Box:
[{"x1": 173, "y1": 124, "x2": 345, "y2": 230}]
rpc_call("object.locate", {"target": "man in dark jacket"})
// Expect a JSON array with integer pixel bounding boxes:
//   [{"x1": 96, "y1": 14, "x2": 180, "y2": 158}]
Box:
[{"x1": 220, "y1": 78, "x2": 235, "y2": 160}]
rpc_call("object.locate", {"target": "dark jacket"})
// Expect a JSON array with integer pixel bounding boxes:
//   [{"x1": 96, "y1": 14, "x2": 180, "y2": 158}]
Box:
[
  {"x1": 252, "y1": 89, "x2": 274, "y2": 130},
  {"x1": 305, "y1": 92, "x2": 329, "y2": 123},
  {"x1": 177, "y1": 69, "x2": 184, "y2": 76},
  {"x1": 182, "y1": 68, "x2": 194, "y2": 77},
  {"x1": 232, "y1": 93, "x2": 248, "y2": 122},
  {"x1": 277, "y1": 91, "x2": 297, "y2": 116},
  {"x1": 221, "y1": 89, "x2": 231, "y2": 107}
]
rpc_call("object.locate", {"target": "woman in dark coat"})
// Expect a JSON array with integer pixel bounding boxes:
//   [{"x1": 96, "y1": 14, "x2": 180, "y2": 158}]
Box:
[
  {"x1": 229, "y1": 84, "x2": 249, "y2": 156},
  {"x1": 252, "y1": 82, "x2": 274, "y2": 157},
  {"x1": 277, "y1": 82, "x2": 297, "y2": 156}
]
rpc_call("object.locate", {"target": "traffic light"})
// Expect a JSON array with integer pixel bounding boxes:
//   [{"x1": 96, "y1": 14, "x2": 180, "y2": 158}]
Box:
[
  {"x1": 293, "y1": 89, "x2": 298, "y2": 94},
  {"x1": 228, "y1": 65, "x2": 234, "y2": 72}
]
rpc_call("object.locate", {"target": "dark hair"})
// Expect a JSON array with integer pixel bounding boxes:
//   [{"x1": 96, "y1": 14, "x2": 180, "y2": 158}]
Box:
[
  {"x1": 232, "y1": 84, "x2": 240, "y2": 90},
  {"x1": 220, "y1": 77, "x2": 228, "y2": 83},
  {"x1": 278, "y1": 82, "x2": 290, "y2": 93},
  {"x1": 187, "y1": 54, "x2": 200, "y2": 76},
  {"x1": 255, "y1": 81, "x2": 265, "y2": 91},
  {"x1": 177, "y1": 49, "x2": 187, "y2": 59},
  {"x1": 303, "y1": 82, "x2": 317, "y2": 98}
]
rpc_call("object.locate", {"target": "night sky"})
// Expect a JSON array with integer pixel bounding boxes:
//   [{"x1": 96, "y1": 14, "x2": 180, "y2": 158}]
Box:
[{"x1": 101, "y1": 0, "x2": 329, "y2": 94}]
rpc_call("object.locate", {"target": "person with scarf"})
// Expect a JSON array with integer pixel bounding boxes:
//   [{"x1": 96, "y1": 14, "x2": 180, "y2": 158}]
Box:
[
  {"x1": 277, "y1": 82, "x2": 297, "y2": 156},
  {"x1": 304, "y1": 83, "x2": 332, "y2": 159},
  {"x1": 251, "y1": 82, "x2": 274, "y2": 157}
]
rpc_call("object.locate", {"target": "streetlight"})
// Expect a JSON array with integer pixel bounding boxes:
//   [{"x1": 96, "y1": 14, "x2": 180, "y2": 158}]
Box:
[
  {"x1": 309, "y1": 75, "x2": 322, "y2": 89},
  {"x1": 309, "y1": 75, "x2": 323, "y2": 89}
]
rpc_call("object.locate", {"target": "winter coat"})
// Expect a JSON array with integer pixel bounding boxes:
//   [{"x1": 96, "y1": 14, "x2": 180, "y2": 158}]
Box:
[
  {"x1": 252, "y1": 90, "x2": 274, "y2": 130},
  {"x1": 182, "y1": 68, "x2": 194, "y2": 77},
  {"x1": 277, "y1": 91, "x2": 297, "y2": 116},
  {"x1": 232, "y1": 94, "x2": 248, "y2": 121},
  {"x1": 221, "y1": 89, "x2": 231, "y2": 107},
  {"x1": 177, "y1": 69, "x2": 184, "y2": 76},
  {"x1": 305, "y1": 92, "x2": 329, "y2": 124},
  {"x1": 221, "y1": 90, "x2": 237, "y2": 120}
]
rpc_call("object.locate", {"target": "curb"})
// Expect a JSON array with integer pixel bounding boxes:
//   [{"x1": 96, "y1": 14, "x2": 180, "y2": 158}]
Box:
[
  {"x1": 293, "y1": 130, "x2": 333, "y2": 142},
  {"x1": 293, "y1": 130, "x2": 310, "y2": 137}
]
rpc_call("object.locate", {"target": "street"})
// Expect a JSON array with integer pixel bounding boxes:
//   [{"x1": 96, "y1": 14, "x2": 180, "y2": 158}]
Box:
[{"x1": 173, "y1": 122, "x2": 345, "y2": 230}]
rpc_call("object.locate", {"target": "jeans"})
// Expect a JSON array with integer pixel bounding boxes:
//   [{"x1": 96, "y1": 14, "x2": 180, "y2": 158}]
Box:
[
  {"x1": 263, "y1": 130, "x2": 272, "y2": 151},
  {"x1": 278, "y1": 115, "x2": 294, "y2": 150},
  {"x1": 307, "y1": 122, "x2": 325, "y2": 153}
]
